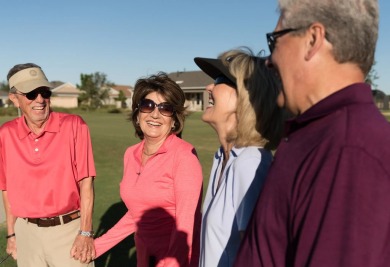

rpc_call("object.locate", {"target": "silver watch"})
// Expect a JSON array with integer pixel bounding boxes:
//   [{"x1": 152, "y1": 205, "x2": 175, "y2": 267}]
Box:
[{"x1": 78, "y1": 230, "x2": 95, "y2": 237}]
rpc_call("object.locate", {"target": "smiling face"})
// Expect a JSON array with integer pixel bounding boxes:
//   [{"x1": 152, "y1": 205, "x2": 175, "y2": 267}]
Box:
[
  {"x1": 138, "y1": 91, "x2": 174, "y2": 142},
  {"x1": 201, "y1": 82, "x2": 237, "y2": 132},
  {"x1": 9, "y1": 88, "x2": 51, "y2": 129}
]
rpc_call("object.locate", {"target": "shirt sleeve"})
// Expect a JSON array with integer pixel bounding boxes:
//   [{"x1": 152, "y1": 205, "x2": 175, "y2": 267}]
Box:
[
  {"x1": 166, "y1": 145, "x2": 203, "y2": 267},
  {"x1": 94, "y1": 211, "x2": 136, "y2": 258},
  {"x1": 74, "y1": 116, "x2": 96, "y2": 180},
  {"x1": 233, "y1": 151, "x2": 269, "y2": 231},
  {"x1": 0, "y1": 134, "x2": 5, "y2": 190}
]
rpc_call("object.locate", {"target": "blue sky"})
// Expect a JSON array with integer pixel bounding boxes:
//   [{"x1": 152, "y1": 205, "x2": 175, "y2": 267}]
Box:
[{"x1": 1, "y1": 0, "x2": 389, "y2": 94}]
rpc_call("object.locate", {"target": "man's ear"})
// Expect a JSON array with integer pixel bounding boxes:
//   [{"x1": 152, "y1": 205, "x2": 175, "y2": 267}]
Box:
[
  {"x1": 9, "y1": 93, "x2": 20, "y2": 108},
  {"x1": 305, "y1": 23, "x2": 327, "y2": 60}
]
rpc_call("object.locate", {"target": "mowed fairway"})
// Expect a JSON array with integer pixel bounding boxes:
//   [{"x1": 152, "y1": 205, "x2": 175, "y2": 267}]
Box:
[{"x1": 0, "y1": 110, "x2": 218, "y2": 267}]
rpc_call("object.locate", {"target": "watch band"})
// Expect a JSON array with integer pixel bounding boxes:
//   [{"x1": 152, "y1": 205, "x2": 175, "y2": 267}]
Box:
[{"x1": 78, "y1": 230, "x2": 95, "y2": 237}]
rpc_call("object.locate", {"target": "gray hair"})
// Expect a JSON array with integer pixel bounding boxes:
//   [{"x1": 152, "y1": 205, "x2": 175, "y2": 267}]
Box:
[{"x1": 278, "y1": 0, "x2": 378, "y2": 75}]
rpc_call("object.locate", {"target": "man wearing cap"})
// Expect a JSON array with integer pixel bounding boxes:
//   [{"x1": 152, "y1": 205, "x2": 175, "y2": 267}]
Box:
[{"x1": 0, "y1": 63, "x2": 96, "y2": 267}]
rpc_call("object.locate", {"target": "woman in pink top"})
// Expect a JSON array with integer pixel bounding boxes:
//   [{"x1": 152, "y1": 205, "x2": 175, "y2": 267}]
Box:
[{"x1": 94, "y1": 73, "x2": 203, "y2": 267}]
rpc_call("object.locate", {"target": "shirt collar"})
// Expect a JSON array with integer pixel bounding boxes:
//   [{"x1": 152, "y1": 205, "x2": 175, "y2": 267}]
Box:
[
  {"x1": 214, "y1": 146, "x2": 244, "y2": 159},
  {"x1": 17, "y1": 111, "x2": 60, "y2": 139},
  {"x1": 286, "y1": 83, "x2": 372, "y2": 135},
  {"x1": 134, "y1": 134, "x2": 175, "y2": 162}
]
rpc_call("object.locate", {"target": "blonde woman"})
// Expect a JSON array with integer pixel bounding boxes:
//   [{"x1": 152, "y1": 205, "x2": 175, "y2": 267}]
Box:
[{"x1": 194, "y1": 48, "x2": 285, "y2": 267}]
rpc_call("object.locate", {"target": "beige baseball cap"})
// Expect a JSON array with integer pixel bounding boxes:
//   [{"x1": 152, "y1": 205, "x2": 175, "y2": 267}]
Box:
[{"x1": 9, "y1": 67, "x2": 52, "y2": 93}]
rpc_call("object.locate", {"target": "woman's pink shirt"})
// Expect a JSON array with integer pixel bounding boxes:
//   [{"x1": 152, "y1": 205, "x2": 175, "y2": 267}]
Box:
[{"x1": 94, "y1": 134, "x2": 203, "y2": 267}]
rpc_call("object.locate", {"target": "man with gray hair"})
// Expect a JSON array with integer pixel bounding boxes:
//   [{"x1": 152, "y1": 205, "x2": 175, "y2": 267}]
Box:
[
  {"x1": 0, "y1": 63, "x2": 96, "y2": 266},
  {"x1": 235, "y1": 1, "x2": 390, "y2": 266}
]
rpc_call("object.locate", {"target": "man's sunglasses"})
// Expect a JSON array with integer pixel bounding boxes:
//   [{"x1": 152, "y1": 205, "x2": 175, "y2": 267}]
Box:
[
  {"x1": 266, "y1": 28, "x2": 298, "y2": 53},
  {"x1": 138, "y1": 98, "x2": 174, "y2": 117},
  {"x1": 15, "y1": 88, "x2": 52, "y2": 101}
]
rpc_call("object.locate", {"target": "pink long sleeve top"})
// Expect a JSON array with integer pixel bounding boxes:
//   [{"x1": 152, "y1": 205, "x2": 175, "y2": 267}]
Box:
[{"x1": 94, "y1": 134, "x2": 203, "y2": 267}]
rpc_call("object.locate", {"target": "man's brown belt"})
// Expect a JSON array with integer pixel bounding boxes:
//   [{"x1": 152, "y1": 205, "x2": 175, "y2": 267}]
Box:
[{"x1": 25, "y1": 210, "x2": 80, "y2": 227}]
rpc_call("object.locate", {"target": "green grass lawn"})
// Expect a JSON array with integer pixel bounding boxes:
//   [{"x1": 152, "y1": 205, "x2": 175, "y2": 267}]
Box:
[
  {"x1": 383, "y1": 111, "x2": 390, "y2": 121},
  {"x1": 0, "y1": 110, "x2": 218, "y2": 267}
]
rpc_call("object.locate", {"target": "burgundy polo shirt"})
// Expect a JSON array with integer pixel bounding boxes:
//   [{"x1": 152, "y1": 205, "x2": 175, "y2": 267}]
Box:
[
  {"x1": 0, "y1": 112, "x2": 96, "y2": 218},
  {"x1": 235, "y1": 83, "x2": 390, "y2": 267}
]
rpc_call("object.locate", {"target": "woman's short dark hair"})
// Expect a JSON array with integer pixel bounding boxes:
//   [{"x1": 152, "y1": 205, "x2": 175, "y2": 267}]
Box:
[{"x1": 130, "y1": 72, "x2": 187, "y2": 139}]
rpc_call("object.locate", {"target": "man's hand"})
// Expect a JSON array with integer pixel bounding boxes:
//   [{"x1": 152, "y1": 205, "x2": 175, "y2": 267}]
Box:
[
  {"x1": 73, "y1": 176, "x2": 95, "y2": 263},
  {"x1": 6, "y1": 236, "x2": 17, "y2": 260},
  {"x1": 70, "y1": 235, "x2": 95, "y2": 263},
  {"x1": 3, "y1": 191, "x2": 17, "y2": 260}
]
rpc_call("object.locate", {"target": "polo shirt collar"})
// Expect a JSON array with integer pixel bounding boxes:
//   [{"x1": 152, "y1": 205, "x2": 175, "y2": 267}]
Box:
[
  {"x1": 286, "y1": 83, "x2": 372, "y2": 135},
  {"x1": 134, "y1": 134, "x2": 175, "y2": 163},
  {"x1": 150, "y1": 134, "x2": 173, "y2": 155},
  {"x1": 215, "y1": 146, "x2": 243, "y2": 160},
  {"x1": 17, "y1": 111, "x2": 60, "y2": 139}
]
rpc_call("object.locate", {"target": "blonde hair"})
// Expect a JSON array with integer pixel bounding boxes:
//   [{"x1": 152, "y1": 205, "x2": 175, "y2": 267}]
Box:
[{"x1": 221, "y1": 48, "x2": 286, "y2": 149}]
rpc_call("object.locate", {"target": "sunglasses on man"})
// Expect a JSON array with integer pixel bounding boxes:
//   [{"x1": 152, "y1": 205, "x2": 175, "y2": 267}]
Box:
[
  {"x1": 266, "y1": 28, "x2": 298, "y2": 53},
  {"x1": 138, "y1": 98, "x2": 175, "y2": 117},
  {"x1": 14, "y1": 87, "x2": 52, "y2": 101}
]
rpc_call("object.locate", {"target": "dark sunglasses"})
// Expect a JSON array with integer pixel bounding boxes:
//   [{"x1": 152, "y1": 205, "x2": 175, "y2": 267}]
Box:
[
  {"x1": 266, "y1": 28, "x2": 298, "y2": 53},
  {"x1": 138, "y1": 98, "x2": 174, "y2": 117},
  {"x1": 15, "y1": 88, "x2": 52, "y2": 101},
  {"x1": 214, "y1": 75, "x2": 236, "y2": 87}
]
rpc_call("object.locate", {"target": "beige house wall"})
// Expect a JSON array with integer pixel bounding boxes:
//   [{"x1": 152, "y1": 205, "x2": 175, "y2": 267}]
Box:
[{"x1": 50, "y1": 96, "x2": 78, "y2": 108}]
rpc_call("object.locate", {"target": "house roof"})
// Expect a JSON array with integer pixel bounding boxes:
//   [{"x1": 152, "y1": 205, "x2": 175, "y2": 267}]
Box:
[
  {"x1": 52, "y1": 82, "x2": 81, "y2": 94},
  {"x1": 50, "y1": 81, "x2": 65, "y2": 88},
  {"x1": 168, "y1": 71, "x2": 213, "y2": 89},
  {"x1": 111, "y1": 85, "x2": 133, "y2": 97}
]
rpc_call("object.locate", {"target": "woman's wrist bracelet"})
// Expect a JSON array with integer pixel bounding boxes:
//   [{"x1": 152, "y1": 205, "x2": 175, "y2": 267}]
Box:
[{"x1": 6, "y1": 233, "x2": 15, "y2": 239}]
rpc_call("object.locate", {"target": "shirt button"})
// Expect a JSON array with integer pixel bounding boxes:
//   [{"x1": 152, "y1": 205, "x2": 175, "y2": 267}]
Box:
[
  {"x1": 35, "y1": 139, "x2": 39, "y2": 142},
  {"x1": 284, "y1": 137, "x2": 289, "y2": 142},
  {"x1": 34, "y1": 148, "x2": 39, "y2": 152}
]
